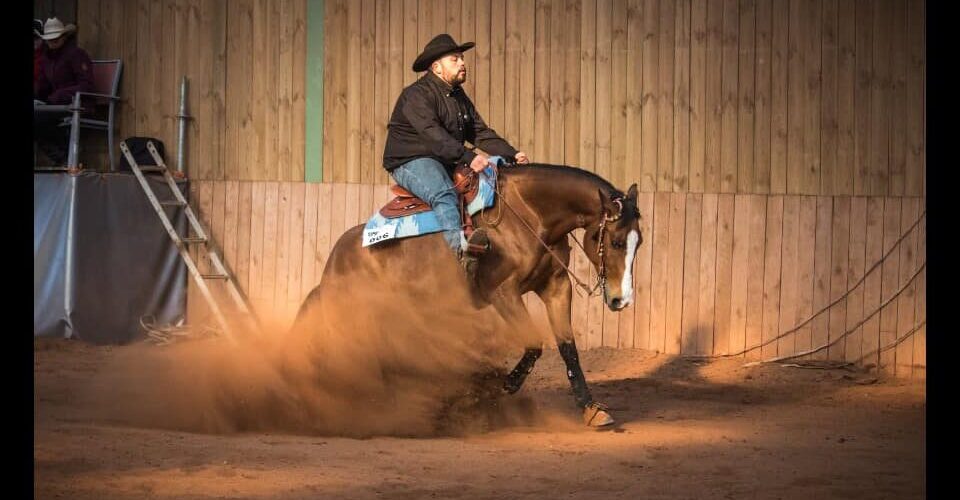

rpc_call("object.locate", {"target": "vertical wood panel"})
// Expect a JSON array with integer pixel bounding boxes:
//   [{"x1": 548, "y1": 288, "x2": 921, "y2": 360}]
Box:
[
  {"x1": 580, "y1": 0, "x2": 597, "y2": 174},
  {"x1": 820, "y1": 0, "x2": 838, "y2": 195},
  {"x1": 324, "y1": 0, "x2": 348, "y2": 182},
  {"x1": 648, "y1": 192, "x2": 672, "y2": 352},
  {"x1": 753, "y1": 0, "x2": 772, "y2": 194},
  {"x1": 827, "y1": 197, "x2": 850, "y2": 361},
  {"x1": 836, "y1": 0, "x2": 856, "y2": 195},
  {"x1": 844, "y1": 196, "x2": 867, "y2": 363},
  {"x1": 273, "y1": 182, "x2": 293, "y2": 315},
  {"x1": 688, "y1": 0, "x2": 706, "y2": 193},
  {"x1": 799, "y1": 196, "x2": 820, "y2": 358},
  {"x1": 853, "y1": 0, "x2": 873, "y2": 196},
  {"x1": 533, "y1": 0, "x2": 551, "y2": 164},
  {"x1": 680, "y1": 193, "x2": 703, "y2": 354},
  {"x1": 632, "y1": 192, "x2": 655, "y2": 349},
  {"x1": 760, "y1": 195, "x2": 783, "y2": 360},
  {"x1": 895, "y1": 197, "x2": 919, "y2": 375},
  {"x1": 869, "y1": 0, "x2": 892, "y2": 196},
  {"x1": 719, "y1": 0, "x2": 739, "y2": 193},
  {"x1": 594, "y1": 0, "x2": 612, "y2": 178},
  {"x1": 905, "y1": 0, "x2": 924, "y2": 197},
  {"x1": 697, "y1": 194, "x2": 719, "y2": 355},
  {"x1": 665, "y1": 192, "x2": 687, "y2": 354},
  {"x1": 344, "y1": 0, "x2": 362, "y2": 183},
  {"x1": 518, "y1": 0, "x2": 537, "y2": 157},
  {"x1": 713, "y1": 194, "x2": 735, "y2": 354},
  {"x1": 736, "y1": 0, "x2": 756, "y2": 193},
  {"x1": 488, "y1": 0, "x2": 506, "y2": 134},
  {"x1": 609, "y1": 0, "x2": 628, "y2": 182},
  {"x1": 769, "y1": 0, "x2": 788, "y2": 193},
  {"x1": 878, "y1": 198, "x2": 901, "y2": 373},
  {"x1": 744, "y1": 195, "x2": 767, "y2": 359},
  {"x1": 777, "y1": 196, "x2": 799, "y2": 357},
  {"x1": 672, "y1": 0, "x2": 691, "y2": 192},
  {"x1": 657, "y1": 0, "x2": 676, "y2": 191},
  {"x1": 300, "y1": 183, "x2": 320, "y2": 301},
  {"x1": 860, "y1": 197, "x2": 884, "y2": 368},
  {"x1": 702, "y1": 0, "x2": 723, "y2": 192},
  {"x1": 801, "y1": 0, "x2": 822, "y2": 195},
  {"x1": 912, "y1": 212, "x2": 925, "y2": 377},
  {"x1": 563, "y1": 0, "x2": 582, "y2": 168},
  {"x1": 639, "y1": 0, "x2": 659, "y2": 191}
]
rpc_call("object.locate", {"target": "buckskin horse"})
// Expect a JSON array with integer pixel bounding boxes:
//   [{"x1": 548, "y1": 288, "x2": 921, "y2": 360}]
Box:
[{"x1": 293, "y1": 163, "x2": 642, "y2": 427}]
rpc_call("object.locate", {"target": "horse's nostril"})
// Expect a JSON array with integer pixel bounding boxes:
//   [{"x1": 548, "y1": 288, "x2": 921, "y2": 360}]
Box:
[{"x1": 610, "y1": 298, "x2": 622, "y2": 309}]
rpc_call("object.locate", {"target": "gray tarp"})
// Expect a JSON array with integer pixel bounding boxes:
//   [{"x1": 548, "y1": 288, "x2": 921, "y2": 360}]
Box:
[{"x1": 34, "y1": 171, "x2": 188, "y2": 344}]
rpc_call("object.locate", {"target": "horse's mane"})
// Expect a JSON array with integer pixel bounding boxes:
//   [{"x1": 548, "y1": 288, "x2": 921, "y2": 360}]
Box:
[{"x1": 504, "y1": 162, "x2": 622, "y2": 196}]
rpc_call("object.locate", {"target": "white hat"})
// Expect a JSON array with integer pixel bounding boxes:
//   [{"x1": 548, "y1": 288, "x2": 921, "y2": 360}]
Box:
[{"x1": 34, "y1": 17, "x2": 76, "y2": 41}]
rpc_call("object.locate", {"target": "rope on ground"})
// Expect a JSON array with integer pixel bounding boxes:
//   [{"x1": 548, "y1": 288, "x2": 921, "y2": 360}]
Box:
[
  {"x1": 740, "y1": 262, "x2": 925, "y2": 367},
  {"x1": 686, "y1": 210, "x2": 926, "y2": 361},
  {"x1": 140, "y1": 316, "x2": 221, "y2": 345}
]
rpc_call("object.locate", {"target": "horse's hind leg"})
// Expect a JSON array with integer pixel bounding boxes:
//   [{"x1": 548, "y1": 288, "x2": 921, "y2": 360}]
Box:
[{"x1": 503, "y1": 347, "x2": 542, "y2": 394}]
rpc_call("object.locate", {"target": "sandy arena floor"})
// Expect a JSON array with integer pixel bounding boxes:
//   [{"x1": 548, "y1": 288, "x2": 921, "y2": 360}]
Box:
[{"x1": 35, "y1": 337, "x2": 924, "y2": 499}]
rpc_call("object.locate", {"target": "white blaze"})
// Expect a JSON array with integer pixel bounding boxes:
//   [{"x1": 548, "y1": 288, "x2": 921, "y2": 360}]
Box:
[{"x1": 620, "y1": 230, "x2": 640, "y2": 306}]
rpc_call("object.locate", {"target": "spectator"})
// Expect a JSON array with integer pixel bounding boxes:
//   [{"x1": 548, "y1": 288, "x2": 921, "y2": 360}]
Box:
[{"x1": 34, "y1": 17, "x2": 93, "y2": 165}]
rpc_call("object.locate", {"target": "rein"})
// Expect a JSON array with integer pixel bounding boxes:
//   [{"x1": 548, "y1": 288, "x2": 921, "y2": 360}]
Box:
[{"x1": 482, "y1": 165, "x2": 624, "y2": 298}]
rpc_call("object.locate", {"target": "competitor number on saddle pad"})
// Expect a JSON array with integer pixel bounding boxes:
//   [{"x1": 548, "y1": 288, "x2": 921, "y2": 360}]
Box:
[{"x1": 362, "y1": 222, "x2": 398, "y2": 247}]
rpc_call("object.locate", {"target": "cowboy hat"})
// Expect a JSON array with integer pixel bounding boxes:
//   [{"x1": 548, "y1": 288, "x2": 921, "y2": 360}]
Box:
[
  {"x1": 412, "y1": 34, "x2": 475, "y2": 72},
  {"x1": 34, "y1": 17, "x2": 76, "y2": 41}
]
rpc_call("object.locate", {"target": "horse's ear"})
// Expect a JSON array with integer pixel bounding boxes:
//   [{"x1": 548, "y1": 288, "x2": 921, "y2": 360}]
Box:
[{"x1": 627, "y1": 183, "x2": 638, "y2": 201}]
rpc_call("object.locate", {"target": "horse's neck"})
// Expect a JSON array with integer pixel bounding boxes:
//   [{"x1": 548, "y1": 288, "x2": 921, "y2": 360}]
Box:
[{"x1": 504, "y1": 167, "x2": 608, "y2": 243}]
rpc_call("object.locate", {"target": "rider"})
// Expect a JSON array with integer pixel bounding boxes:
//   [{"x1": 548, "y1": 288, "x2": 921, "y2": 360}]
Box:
[{"x1": 382, "y1": 33, "x2": 529, "y2": 281}]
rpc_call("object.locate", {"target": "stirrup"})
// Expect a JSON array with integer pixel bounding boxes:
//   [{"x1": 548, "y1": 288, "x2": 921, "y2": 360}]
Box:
[{"x1": 465, "y1": 227, "x2": 490, "y2": 255}]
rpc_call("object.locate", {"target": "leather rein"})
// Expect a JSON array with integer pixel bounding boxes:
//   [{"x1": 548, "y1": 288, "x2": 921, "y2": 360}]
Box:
[{"x1": 478, "y1": 163, "x2": 625, "y2": 298}]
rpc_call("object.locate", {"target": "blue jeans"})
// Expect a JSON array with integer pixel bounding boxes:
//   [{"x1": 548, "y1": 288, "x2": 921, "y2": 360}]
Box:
[{"x1": 390, "y1": 157, "x2": 464, "y2": 252}]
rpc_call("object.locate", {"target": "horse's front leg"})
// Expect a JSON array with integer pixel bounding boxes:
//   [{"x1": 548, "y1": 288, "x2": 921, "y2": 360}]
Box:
[
  {"x1": 487, "y1": 281, "x2": 545, "y2": 394},
  {"x1": 537, "y1": 267, "x2": 615, "y2": 427}
]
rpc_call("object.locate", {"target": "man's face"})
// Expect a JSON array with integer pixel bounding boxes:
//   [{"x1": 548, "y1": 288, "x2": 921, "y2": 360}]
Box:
[
  {"x1": 432, "y1": 53, "x2": 467, "y2": 85},
  {"x1": 45, "y1": 35, "x2": 65, "y2": 50}
]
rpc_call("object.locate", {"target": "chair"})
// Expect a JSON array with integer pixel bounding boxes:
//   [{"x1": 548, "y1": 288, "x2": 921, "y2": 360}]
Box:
[{"x1": 64, "y1": 59, "x2": 123, "y2": 171}]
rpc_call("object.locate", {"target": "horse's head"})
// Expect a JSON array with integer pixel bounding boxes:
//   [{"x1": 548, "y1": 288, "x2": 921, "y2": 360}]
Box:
[{"x1": 584, "y1": 183, "x2": 643, "y2": 311}]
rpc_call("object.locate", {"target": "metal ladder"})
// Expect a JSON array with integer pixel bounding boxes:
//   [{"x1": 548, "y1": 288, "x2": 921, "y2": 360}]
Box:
[{"x1": 119, "y1": 139, "x2": 259, "y2": 343}]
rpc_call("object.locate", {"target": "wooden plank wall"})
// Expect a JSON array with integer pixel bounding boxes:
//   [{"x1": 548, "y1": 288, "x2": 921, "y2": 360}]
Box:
[
  {"x1": 76, "y1": 0, "x2": 306, "y2": 181},
  {"x1": 189, "y1": 181, "x2": 927, "y2": 377},
  {"x1": 73, "y1": 0, "x2": 925, "y2": 194},
  {"x1": 321, "y1": 0, "x2": 925, "y2": 196}
]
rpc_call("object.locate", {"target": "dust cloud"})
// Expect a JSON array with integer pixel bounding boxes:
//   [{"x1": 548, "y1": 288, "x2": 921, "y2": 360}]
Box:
[{"x1": 80, "y1": 257, "x2": 551, "y2": 438}]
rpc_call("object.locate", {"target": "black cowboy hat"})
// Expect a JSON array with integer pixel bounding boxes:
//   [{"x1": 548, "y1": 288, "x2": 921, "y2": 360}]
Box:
[{"x1": 412, "y1": 34, "x2": 475, "y2": 72}]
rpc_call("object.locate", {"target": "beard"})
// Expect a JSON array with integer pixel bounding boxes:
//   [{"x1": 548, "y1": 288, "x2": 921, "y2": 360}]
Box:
[{"x1": 452, "y1": 70, "x2": 467, "y2": 85}]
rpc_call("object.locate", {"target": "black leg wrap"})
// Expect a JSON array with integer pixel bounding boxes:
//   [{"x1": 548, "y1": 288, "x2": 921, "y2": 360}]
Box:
[
  {"x1": 503, "y1": 348, "x2": 542, "y2": 394},
  {"x1": 558, "y1": 341, "x2": 593, "y2": 408}
]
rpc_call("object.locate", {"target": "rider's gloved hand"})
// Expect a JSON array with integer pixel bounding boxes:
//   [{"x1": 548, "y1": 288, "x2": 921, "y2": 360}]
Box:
[
  {"x1": 515, "y1": 151, "x2": 530, "y2": 164},
  {"x1": 469, "y1": 153, "x2": 491, "y2": 173}
]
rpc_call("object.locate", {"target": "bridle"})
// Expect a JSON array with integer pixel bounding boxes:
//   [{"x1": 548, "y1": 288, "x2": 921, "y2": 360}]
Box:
[{"x1": 481, "y1": 163, "x2": 628, "y2": 298}]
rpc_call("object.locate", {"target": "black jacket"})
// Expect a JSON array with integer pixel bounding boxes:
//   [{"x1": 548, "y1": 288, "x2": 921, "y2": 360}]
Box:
[{"x1": 382, "y1": 72, "x2": 518, "y2": 172}]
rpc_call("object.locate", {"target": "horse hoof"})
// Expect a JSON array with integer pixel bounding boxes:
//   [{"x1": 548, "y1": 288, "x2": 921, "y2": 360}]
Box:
[{"x1": 583, "y1": 402, "x2": 615, "y2": 427}]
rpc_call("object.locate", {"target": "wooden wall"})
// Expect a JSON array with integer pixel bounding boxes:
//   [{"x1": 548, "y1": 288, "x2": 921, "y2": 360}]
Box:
[
  {"x1": 74, "y1": 0, "x2": 925, "y2": 195},
  {"x1": 324, "y1": 0, "x2": 926, "y2": 197},
  {"x1": 76, "y1": 0, "x2": 307, "y2": 181},
  {"x1": 188, "y1": 180, "x2": 926, "y2": 377}
]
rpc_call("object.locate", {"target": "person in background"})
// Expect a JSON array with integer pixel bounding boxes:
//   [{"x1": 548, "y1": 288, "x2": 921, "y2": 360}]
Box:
[{"x1": 34, "y1": 17, "x2": 93, "y2": 166}]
